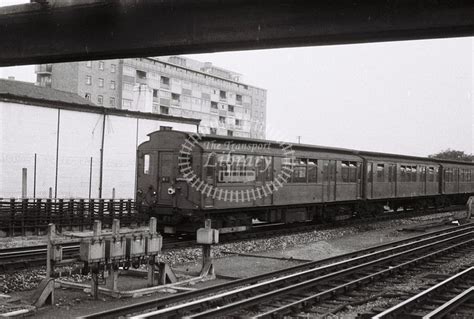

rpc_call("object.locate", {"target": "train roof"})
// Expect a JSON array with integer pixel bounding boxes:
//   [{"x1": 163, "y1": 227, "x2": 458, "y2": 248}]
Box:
[{"x1": 147, "y1": 130, "x2": 474, "y2": 166}]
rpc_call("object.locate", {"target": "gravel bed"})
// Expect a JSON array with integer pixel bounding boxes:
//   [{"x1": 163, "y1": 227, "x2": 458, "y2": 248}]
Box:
[
  {"x1": 1, "y1": 211, "x2": 465, "y2": 293},
  {"x1": 159, "y1": 211, "x2": 463, "y2": 266}
]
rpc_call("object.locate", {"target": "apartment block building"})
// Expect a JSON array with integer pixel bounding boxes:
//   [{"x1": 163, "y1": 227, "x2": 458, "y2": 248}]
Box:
[{"x1": 36, "y1": 57, "x2": 266, "y2": 138}]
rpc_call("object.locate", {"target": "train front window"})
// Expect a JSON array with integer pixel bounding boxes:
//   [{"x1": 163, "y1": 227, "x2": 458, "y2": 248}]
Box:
[{"x1": 143, "y1": 154, "x2": 150, "y2": 175}]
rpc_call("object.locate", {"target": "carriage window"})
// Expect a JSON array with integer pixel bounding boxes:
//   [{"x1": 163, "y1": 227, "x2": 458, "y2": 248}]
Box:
[
  {"x1": 367, "y1": 163, "x2": 373, "y2": 183},
  {"x1": 307, "y1": 159, "x2": 318, "y2": 183},
  {"x1": 291, "y1": 158, "x2": 307, "y2": 183},
  {"x1": 341, "y1": 161, "x2": 357, "y2": 183},
  {"x1": 204, "y1": 153, "x2": 215, "y2": 180},
  {"x1": 376, "y1": 164, "x2": 385, "y2": 182},
  {"x1": 428, "y1": 167, "x2": 435, "y2": 182},
  {"x1": 400, "y1": 166, "x2": 406, "y2": 182},
  {"x1": 341, "y1": 161, "x2": 349, "y2": 182},
  {"x1": 412, "y1": 166, "x2": 418, "y2": 182},
  {"x1": 349, "y1": 162, "x2": 357, "y2": 182},
  {"x1": 217, "y1": 154, "x2": 255, "y2": 183},
  {"x1": 143, "y1": 154, "x2": 150, "y2": 175},
  {"x1": 256, "y1": 156, "x2": 272, "y2": 181},
  {"x1": 445, "y1": 168, "x2": 452, "y2": 182}
]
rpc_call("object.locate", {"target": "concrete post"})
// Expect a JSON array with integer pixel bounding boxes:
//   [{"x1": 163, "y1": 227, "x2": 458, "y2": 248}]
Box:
[
  {"x1": 149, "y1": 217, "x2": 157, "y2": 235},
  {"x1": 21, "y1": 168, "x2": 27, "y2": 198},
  {"x1": 112, "y1": 219, "x2": 120, "y2": 235},
  {"x1": 46, "y1": 224, "x2": 55, "y2": 279},
  {"x1": 93, "y1": 220, "x2": 102, "y2": 239},
  {"x1": 91, "y1": 262, "x2": 99, "y2": 299}
]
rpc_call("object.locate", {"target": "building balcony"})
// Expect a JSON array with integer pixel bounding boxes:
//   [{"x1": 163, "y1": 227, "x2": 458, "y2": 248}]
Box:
[
  {"x1": 136, "y1": 77, "x2": 147, "y2": 85},
  {"x1": 35, "y1": 64, "x2": 52, "y2": 74}
]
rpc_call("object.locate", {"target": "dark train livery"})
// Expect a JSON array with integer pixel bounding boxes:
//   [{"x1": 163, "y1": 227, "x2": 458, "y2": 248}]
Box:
[{"x1": 136, "y1": 130, "x2": 474, "y2": 233}]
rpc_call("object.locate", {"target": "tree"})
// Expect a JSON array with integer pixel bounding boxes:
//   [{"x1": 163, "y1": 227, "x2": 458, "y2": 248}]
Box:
[{"x1": 428, "y1": 149, "x2": 474, "y2": 162}]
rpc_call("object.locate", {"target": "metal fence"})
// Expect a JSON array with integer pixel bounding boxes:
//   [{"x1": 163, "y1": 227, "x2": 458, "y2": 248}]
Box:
[{"x1": 0, "y1": 198, "x2": 148, "y2": 237}]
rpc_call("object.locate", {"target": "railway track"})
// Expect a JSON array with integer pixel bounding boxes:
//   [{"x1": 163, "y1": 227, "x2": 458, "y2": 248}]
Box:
[
  {"x1": 370, "y1": 266, "x2": 474, "y2": 318},
  {"x1": 80, "y1": 221, "x2": 474, "y2": 318},
  {"x1": 0, "y1": 205, "x2": 466, "y2": 272}
]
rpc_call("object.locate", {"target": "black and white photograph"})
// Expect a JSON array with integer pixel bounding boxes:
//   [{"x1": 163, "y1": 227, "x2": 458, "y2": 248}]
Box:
[{"x1": 0, "y1": 1, "x2": 473, "y2": 318}]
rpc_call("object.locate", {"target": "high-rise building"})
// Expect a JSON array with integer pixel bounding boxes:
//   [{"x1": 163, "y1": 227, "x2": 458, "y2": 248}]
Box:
[{"x1": 36, "y1": 56, "x2": 266, "y2": 138}]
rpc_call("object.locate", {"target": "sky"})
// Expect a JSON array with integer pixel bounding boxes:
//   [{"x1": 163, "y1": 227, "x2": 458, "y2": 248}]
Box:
[{"x1": 1, "y1": 1, "x2": 473, "y2": 158}]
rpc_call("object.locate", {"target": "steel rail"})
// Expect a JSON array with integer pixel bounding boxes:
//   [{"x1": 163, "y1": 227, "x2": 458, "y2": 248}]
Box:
[
  {"x1": 373, "y1": 266, "x2": 474, "y2": 319},
  {"x1": 423, "y1": 286, "x2": 474, "y2": 319},
  {"x1": 154, "y1": 233, "x2": 474, "y2": 318},
  {"x1": 79, "y1": 223, "x2": 474, "y2": 318},
  {"x1": 252, "y1": 239, "x2": 474, "y2": 319}
]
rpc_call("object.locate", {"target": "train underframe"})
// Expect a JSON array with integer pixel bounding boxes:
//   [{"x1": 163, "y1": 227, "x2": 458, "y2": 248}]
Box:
[{"x1": 146, "y1": 193, "x2": 473, "y2": 234}]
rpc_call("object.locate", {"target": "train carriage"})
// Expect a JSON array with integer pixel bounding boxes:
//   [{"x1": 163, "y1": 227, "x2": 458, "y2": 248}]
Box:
[{"x1": 136, "y1": 130, "x2": 474, "y2": 233}]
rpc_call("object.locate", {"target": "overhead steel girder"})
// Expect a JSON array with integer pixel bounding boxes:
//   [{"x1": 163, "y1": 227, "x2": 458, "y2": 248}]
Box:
[{"x1": 0, "y1": 0, "x2": 473, "y2": 67}]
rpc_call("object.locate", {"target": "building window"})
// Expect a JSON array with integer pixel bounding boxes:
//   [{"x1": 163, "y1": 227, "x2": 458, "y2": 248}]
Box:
[
  {"x1": 99, "y1": 61, "x2": 104, "y2": 70},
  {"x1": 160, "y1": 76, "x2": 170, "y2": 87},
  {"x1": 219, "y1": 116, "x2": 226, "y2": 124},
  {"x1": 85, "y1": 93, "x2": 91, "y2": 100},
  {"x1": 122, "y1": 99, "x2": 132, "y2": 109},
  {"x1": 160, "y1": 106, "x2": 169, "y2": 114},
  {"x1": 86, "y1": 75, "x2": 92, "y2": 85},
  {"x1": 211, "y1": 101, "x2": 218, "y2": 111},
  {"x1": 110, "y1": 81, "x2": 116, "y2": 90},
  {"x1": 110, "y1": 97, "x2": 115, "y2": 107},
  {"x1": 172, "y1": 93, "x2": 180, "y2": 102},
  {"x1": 136, "y1": 70, "x2": 147, "y2": 79},
  {"x1": 97, "y1": 95, "x2": 103, "y2": 105},
  {"x1": 219, "y1": 90, "x2": 227, "y2": 100},
  {"x1": 227, "y1": 130, "x2": 233, "y2": 136},
  {"x1": 152, "y1": 89, "x2": 158, "y2": 98},
  {"x1": 210, "y1": 128, "x2": 217, "y2": 135},
  {"x1": 98, "y1": 78, "x2": 104, "y2": 87},
  {"x1": 235, "y1": 119, "x2": 242, "y2": 126},
  {"x1": 111, "y1": 64, "x2": 116, "y2": 73},
  {"x1": 228, "y1": 105, "x2": 234, "y2": 112},
  {"x1": 86, "y1": 61, "x2": 92, "y2": 68},
  {"x1": 160, "y1": 126, "x2": 172, "y2": 131}
]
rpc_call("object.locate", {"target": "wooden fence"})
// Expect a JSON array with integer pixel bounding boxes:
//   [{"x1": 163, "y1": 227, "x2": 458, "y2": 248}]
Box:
[{"x1": 0, "y1": 198, "x2": 148, "y2": 237}]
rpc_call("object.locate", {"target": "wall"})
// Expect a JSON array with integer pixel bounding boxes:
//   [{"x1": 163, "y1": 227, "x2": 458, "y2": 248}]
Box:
[{"x1": 0, "y1": 101, "x2": 196, "y2": 199}]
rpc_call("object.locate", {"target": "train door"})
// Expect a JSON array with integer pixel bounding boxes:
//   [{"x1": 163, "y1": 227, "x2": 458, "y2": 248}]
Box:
[
  {"x1": 455, "y1": 168, "x2": 460, "y2": 193},
  {"x1": 421, "y1": 166, "x2": 427, "y2": 194},
  {"x1": 255, "y1": 155, "x2": 273, "y2": 206},
  {"x1": 388, "y1": 164, "x2": 397, "y2": 197},
  {"x1": 356, "y1": 162, "x2": 363, "y2": 198},
  {"x1": 157, "y1": 151, "x2": 174, "y2": 205},
  {"x1": 366, "y1": 162, "x2": 374, "y2": 198},
  {"x1": 322, "y1": 160, "x2": 337, "y2": 201},
  {"x1": 203, "y1": 153, "x2": 215, "y2": 208}
]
